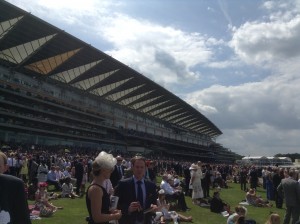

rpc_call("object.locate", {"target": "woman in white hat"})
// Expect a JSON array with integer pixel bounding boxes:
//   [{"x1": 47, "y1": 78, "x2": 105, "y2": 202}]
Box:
[{"x1": 189, "y1": 163, "x2": 204, "y2": 205}]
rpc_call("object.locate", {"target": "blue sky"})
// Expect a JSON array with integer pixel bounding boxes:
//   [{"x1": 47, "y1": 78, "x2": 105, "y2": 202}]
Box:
[{"x1": 7, "y1": 0, "x2": 300, "y2": 156}]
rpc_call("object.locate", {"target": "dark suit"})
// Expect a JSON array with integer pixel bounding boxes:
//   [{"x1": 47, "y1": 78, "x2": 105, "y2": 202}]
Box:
[
  {"x1": 110, "y1": 165, "x2": 125, "y2": 188},
  {"x1": 249, "y1": 168, "x2": 258, "y2": 189},
  {"x1": 272, "y1": 172, "x2": 283, "y2": 208},
  {"x1": 240, "y1": 170, "x2": 248, "y2": 191},
  {"x1": 74, "y1": 160, "x2": 84, "y2": 195},
  {"x1": 114, "y1": 177, "x2": 157, "y2": 224},
  {"x1": 277, "y1": 177, "x2": 300, "y2": 224},
  {"x1": 0, "y1": 174, "x2": 31, "y2": 224}
]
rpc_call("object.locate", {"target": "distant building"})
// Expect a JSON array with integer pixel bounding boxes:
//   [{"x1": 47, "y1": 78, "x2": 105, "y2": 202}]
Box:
[{"x1": 237, "y1": 156, "x2": 293, "y2": 167}]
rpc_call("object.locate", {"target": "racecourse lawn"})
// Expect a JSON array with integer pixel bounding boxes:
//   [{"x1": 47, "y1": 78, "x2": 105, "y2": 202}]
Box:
[{"x1": 30, "y1": 182, "x2": 286, "y2": 224}]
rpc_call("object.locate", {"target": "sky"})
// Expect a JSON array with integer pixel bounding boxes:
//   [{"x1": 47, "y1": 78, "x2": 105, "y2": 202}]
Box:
[{"x1": 6, "y1": 0, "x2": 300, "y2": 156}]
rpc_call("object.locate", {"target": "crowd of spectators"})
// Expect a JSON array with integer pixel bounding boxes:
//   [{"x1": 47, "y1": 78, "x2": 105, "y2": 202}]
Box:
[{"x1": 1, "y1": 141, "x2": 300, "y2": 223}]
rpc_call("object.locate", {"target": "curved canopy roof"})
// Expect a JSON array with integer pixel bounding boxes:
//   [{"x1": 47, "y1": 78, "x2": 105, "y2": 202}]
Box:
[{"x1": 0, "y1": 1, "x2": 222, "y2": 138}]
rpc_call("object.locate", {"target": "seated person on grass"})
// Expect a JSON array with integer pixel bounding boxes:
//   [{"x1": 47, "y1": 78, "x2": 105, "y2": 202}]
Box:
[
  {"x1": 265, "y1": 213, "x2": 280, "y2": 224},
  {"x1": 47, "y1": 166, "x2": 62, "y2": 191},
  {"x1": 35, "y1": 182, "x2": 63, "y2": 212},
  {"x1": 246, "y1": 188, "x2": 272, "y2": 207},
  {"x1": 160, "y1": 174, "x2": 190, "y2": 211},
  {"x1": 227, "y1": 206, "x2": 247, "y2": 224},
  {"x1": 210, "y1": 191, "x2": 230, "y2": 215},
  {"x1": 154, "y1": 189, "x2": 193, "y2": 224},
  {"x1": 61, "y1": 177, "x2": 79, "y2": 199}
]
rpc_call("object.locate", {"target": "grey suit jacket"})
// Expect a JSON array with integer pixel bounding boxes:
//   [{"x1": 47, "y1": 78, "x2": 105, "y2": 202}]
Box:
[{"x1": 277, "y1": 177, "x2": 300, "y2": 207}]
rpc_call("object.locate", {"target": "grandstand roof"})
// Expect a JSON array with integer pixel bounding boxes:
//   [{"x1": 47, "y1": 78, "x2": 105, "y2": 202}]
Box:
[{"x1": 0, "y1": 1, "x2": 222, "y2": 137}]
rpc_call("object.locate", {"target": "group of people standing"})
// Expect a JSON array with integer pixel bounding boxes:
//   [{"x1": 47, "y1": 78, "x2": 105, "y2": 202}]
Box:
[
  {"x1": 86, "y1": 152, "x2": 197, "y2": 224},
  {"x1": 86, "y1": 152, "x2": 157, "y2": 224},
  {"x1": 2, "y1": 146, "x2": 300, "y2": 224}
]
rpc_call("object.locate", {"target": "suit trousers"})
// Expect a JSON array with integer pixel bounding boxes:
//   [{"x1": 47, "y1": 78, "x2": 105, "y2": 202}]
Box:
[{"x1": 283, "y1": 205, "x2": 300, "y2": 224}]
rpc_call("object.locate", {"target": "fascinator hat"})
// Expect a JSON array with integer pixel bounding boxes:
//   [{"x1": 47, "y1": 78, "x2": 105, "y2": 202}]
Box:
[{"x1": 93, "y1": 151, "x2": 117, "y2": 171}]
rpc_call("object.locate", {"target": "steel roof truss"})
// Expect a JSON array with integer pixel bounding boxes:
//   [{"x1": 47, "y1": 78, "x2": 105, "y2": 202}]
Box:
[
  {"x1": 141, "y1": 100, "x2": 170, "y2": 113},
  {"x1": 163, "y1": 112, "x2": 187, "y2": 122},
  {"x1": 200, "y1": 129, "x2": 215, "y2": 137},
  {"x1": 166, "y1": 112, "x2": 191, "y2": 123},
  {"x1": 153, "y1": 104, "x2": 181, "y2": 118},
  {"x1": 184, "y1": 121, "x2": 205, "y2": 129},
  {"x1": 125, "y1": 91, "x2": 155, "y2": 107},
  {"x1": 177, "y1": 117, "x2": 197, "y2": 126},
  {"x1": 72, "y1": 69, "x2": 118, "y2": 90},
  {"x1": 51, "y1": 60, "x2": 101, "y2": 83},
  {"x1": 194, "y1": 126, "x2": 210, "y2": 132},
  {"x1": 0, "y1": 16, "x2": 23, "y2": 40},
  {"x1": 131, "y1": 96, "x2": 162, "y2": 110},
  {"x1": 25, "y1": 48, "x2": 81, "y2": 75},
  {"x1": 116, "y1": 87, "x2": 150, "y2": 104},
  {"x1": 169, "y1": 114, "x2": 194, "y2": 124},
  {"x1": 90, "y1": 77, "x2": 132, "y2": 99},
  {"x1": 0, "y1": 34, "x2": 56, "y2": 65},
  {"x1": 100, "y1": 77, "x2": 136, "y2": 99},
  {"x1": 107, "y1": 84, "x2": 144, "y2": 103},
  {"x1": 144, "y1": 100, "x2": 175, "y2": 114},
  {"x1": 120, "y1": 90, "x2": 153, "y2": 106},
  {"x1": 139, "y1": 95, "x2": 170, "y2": 113}
]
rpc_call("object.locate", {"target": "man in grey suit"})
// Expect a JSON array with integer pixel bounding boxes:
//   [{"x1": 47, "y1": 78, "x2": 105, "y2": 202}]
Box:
[{"x1": 277, "y1": 169, "x2": 300, "y2": 224}]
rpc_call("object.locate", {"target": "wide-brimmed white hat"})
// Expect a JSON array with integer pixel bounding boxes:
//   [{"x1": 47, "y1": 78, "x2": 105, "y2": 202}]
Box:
[{"x1": 189, "y1": 164, "x2": 199, "y2": 170}]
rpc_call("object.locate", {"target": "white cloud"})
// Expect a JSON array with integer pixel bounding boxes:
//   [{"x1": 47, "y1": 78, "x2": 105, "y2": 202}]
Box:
[
  {"x1": 207, "y1": 59, "x2": 240, "y2": 69},
  {"x1": 218, "y1": 124, "x2": 300, "y2": 156},
  {"x1": 262, "y1": 1, "x2": 276, "y2": 10},
  {"x1": 230, "y1": 0, "x2": 300, "y2": 69},
  {"x1": 185, "y1": 68, "x2": 300, "y2": 155},
  {"x1": 8, "y1": 0, "x2": 223, "y2": 88},
  {"x1": 101, "y1": 14, "x2": 218, "y2": 87}
]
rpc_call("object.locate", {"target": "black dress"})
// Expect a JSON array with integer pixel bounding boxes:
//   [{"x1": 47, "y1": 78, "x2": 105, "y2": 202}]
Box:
[{"x1": 86, "y1": 184, "x2": 110, "y2": 224}]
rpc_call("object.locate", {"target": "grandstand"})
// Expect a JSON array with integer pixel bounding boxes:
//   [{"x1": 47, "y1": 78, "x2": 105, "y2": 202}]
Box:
[{"x1": 0, "y1": 1, "x2": 240, "y2": 163}]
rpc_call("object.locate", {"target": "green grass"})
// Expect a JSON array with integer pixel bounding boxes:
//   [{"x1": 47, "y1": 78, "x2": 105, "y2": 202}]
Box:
[{"x1": 30, "y1": 182, "x2": 286, "y2": 224}]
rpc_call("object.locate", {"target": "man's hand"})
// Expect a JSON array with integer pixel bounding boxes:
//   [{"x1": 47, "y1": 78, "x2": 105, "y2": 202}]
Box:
[
  {"x1": 128, "y1": 201, "x2": 142, "y2": 213},
  {"x1": 149, "y1": 204, "x2": 157, "y2": 211}
]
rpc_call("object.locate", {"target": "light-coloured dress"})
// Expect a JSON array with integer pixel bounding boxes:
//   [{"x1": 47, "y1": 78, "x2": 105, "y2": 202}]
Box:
[{"x1": 191, "y1": 168, "x2": 204, "y2": 199}]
